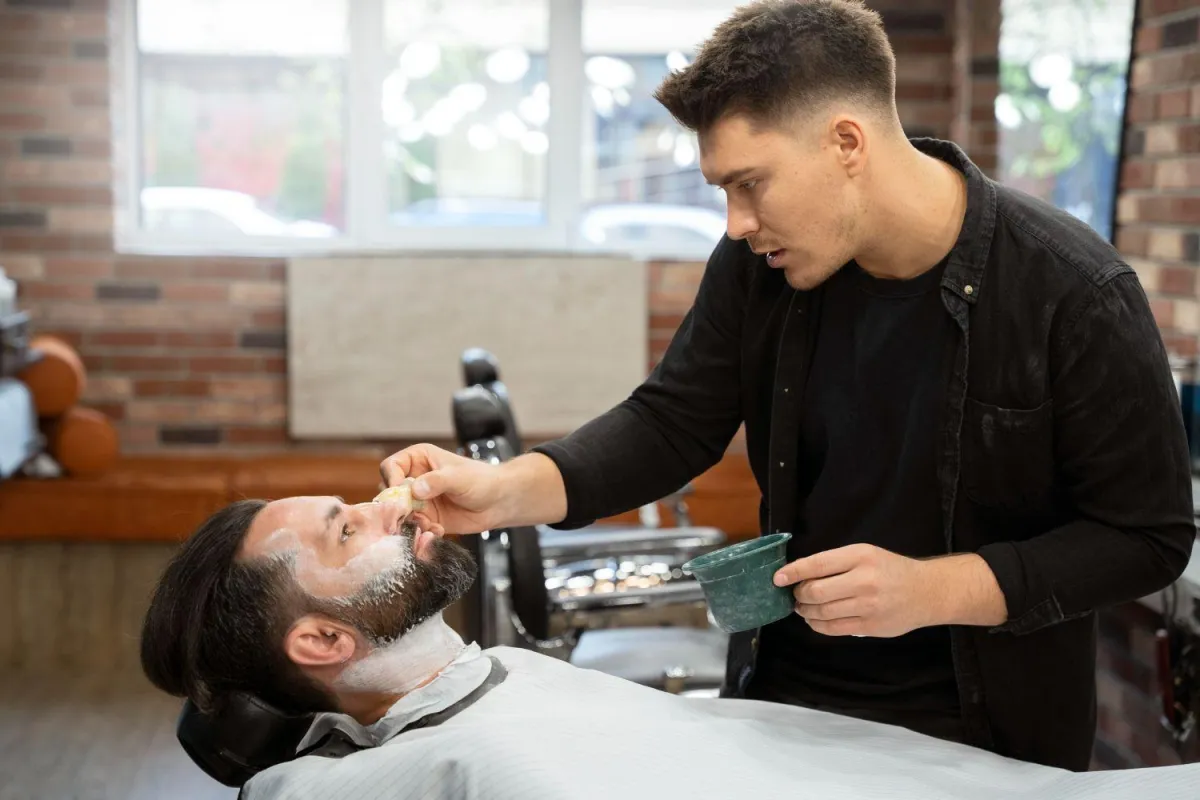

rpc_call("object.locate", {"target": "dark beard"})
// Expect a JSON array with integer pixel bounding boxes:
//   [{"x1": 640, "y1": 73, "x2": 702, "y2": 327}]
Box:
[{"x1": 309, "y1": 534, "x2": 477, "y2": 644}]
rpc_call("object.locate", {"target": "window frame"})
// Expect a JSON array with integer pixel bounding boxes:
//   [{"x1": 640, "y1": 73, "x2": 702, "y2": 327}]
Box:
[{"x1": 113, "y1": 0, "x2": 719, "y2": 261}]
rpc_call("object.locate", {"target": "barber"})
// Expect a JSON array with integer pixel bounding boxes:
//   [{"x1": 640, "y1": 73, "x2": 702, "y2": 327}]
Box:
[{"x1": 382, "y1": 0, "x2": 1195, "y2": 772}]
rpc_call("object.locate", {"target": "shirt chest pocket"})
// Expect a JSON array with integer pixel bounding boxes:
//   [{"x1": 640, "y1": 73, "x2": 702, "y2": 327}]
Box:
[{"x1": 961, "y1": 397, "x2": 1055, "y2": 511}]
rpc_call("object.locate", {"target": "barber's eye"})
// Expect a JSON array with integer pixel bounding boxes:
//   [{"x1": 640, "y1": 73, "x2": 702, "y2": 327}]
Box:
[
  {"x1": 740, "y1": 179, "x2": 759, "y2": 191},
  {"x1": 340, "y1": 524, "x2": 353, "y2": 543}
]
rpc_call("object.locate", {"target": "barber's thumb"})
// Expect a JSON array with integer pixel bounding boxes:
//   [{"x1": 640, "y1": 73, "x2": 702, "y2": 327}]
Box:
[{"x1": 411, "y1": 469, "x2": 451, "y2": 500}]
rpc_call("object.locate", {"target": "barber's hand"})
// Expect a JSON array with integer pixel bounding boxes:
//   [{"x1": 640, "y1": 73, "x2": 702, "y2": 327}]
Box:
[
  {"x1": 380, "y1": 444, "x2": 505, "y2": 535},
  {"x1": 772, "y1": 544, "x2": 938, "y2": 638}
]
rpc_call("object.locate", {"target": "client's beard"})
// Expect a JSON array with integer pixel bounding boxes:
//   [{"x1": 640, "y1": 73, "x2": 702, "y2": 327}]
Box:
[{"x1": 310, "y1": 532, "x2": 477, "y2": 645}]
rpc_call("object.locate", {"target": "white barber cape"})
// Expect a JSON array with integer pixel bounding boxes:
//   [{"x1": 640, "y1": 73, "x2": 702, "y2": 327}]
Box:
[{"x1": 242, "y1": 645, "x2": 1199, "y2": 800}]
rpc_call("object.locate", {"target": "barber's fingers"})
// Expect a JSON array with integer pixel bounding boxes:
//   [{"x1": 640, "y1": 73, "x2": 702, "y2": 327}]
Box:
[
  {"x1": 774, "y1": 543, "x2": 875, "y2": 586},
  {"x1": 380, "y1": 444, "x2": 443, "y2": 487},
  {"x1": 792, "y1": 571, "x2": 860, "y2": 606},
  {"x1": 795, "y1": 598, "x2": 863, "y2": 622}
]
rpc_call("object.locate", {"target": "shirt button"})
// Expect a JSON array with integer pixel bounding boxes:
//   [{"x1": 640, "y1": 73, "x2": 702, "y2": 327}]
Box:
[
  {"x1": 779, "y1": 461, "x2": 785, "y2": 467},
  {"x1": 964, "y1": 285, "x2": 974, "y2": 296},
  {"x1": 783, "y1": 387, "x2": 789, "y2": 393}
]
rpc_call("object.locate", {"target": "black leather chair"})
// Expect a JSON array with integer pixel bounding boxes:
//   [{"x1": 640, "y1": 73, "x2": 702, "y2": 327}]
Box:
[{"x1": 452, "y1": 386, "x2": 729, "y2": 693}]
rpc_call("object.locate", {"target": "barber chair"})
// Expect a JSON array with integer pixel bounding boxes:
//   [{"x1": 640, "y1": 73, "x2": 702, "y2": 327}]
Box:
[
  {"x1": 452, "y1": 386, "x2": 729, "y2": 694},
  {"x1": 457, "y1": 348, "x2": 724, "y2": 565}
]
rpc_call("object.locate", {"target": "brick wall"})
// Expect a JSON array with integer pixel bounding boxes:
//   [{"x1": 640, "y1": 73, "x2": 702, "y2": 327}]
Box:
[
  {"x1": 1116, "y1": 0, "x2": 1200, "y2": 357},
  {"x1": 1099, "y1": 0, "x2": 1200, "y2": 771},
  {"x1": 0, "y1": 0, "x2": 971, "y2": 452}
]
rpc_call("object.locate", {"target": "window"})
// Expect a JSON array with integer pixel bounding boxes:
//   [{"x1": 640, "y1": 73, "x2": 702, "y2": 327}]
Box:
[
  {"x1": 118, "y1": 0, "x2": 735, "y2": 258},
  {"x1": 995, "y1": 0, "x2": 1137, "y2": 242}
]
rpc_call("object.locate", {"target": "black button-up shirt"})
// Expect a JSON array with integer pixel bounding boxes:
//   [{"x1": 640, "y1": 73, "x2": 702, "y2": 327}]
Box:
[{"x1": 534, "y1": 138, "x2": 1197, "y2": 770}]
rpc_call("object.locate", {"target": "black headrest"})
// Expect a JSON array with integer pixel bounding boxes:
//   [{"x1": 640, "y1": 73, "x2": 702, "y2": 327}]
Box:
[
  {"x1": 451, "y1": 385, "x2": 507, "y2": 444},
  {"x1": 461, "y1": 348, "x2": 499, "y2": 386},
  {"x1": 176, "y1": 693, "x2": 317, "y2": 788}
]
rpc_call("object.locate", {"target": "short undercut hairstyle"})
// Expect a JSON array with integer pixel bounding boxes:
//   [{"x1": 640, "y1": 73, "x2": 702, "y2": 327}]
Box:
[{"x1": 655, "y1": 0, "x2": 897, "y2": 134}]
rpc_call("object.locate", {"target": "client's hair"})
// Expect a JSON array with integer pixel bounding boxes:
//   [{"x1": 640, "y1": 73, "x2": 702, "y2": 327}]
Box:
[
  {"x1": 654, "y1": 0, "x2": 897, "y2": 134},
  {"x1": 140, "y1": 499, "x2": 337, "y2": 715}
]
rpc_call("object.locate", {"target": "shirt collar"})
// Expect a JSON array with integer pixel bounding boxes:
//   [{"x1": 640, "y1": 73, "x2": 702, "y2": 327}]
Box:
[{"x1": 909, "y1": 137, "x2": 998, "y2": 306}]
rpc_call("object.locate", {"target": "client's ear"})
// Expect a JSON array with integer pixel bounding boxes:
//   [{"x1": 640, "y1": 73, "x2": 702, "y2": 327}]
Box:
[{"x1": 285, "y1": 614, "x2": 357, "y2": 668}]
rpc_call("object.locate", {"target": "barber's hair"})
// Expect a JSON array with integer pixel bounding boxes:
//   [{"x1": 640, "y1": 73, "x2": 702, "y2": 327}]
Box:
[
  {"x1": 654, "y1": 0, "x2": 897, "y2": 134},
  {"x1": 139, "y1": 499, "x2": 337, "y2": 715}
]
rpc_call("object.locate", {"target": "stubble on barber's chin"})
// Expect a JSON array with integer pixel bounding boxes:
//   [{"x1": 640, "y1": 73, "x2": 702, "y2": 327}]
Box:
[{"x1": 317, "y1": 537, "x2": 477, "y2": 645}]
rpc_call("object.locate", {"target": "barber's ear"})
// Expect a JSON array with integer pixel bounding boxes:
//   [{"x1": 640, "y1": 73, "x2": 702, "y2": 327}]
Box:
[
  {"x1": 285, "y1": 615, "x2": 357, "y2": 668},
  {"x1": 831, "y1": 117, "x2": 866, "y2": 177}
]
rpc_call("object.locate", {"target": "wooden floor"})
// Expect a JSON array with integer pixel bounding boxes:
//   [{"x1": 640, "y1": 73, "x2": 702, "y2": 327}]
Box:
[{"x1": 0, "y1": 666, "x2": 237, "y2": 800}]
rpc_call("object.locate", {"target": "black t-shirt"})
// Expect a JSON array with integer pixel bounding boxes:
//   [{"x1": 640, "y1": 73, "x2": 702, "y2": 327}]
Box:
[{"x1": 746, "y1": 258, "x2": 963, "y2": 741}]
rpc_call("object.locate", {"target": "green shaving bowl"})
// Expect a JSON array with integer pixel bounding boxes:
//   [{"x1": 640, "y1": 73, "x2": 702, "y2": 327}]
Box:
[{"x1": 681, "y1": 533, "x2": 795, "y2": 633}]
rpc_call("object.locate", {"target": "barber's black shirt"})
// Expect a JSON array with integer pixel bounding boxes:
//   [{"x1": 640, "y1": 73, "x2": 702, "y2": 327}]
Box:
[{"x1": 746, "y1": 258, "x2": 962, "y2": 741}]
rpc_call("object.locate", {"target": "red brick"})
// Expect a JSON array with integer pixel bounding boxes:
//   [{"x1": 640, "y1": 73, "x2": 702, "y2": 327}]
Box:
[
  {"x1": 1144, "y1": 0, "x2": 1198, "y2": 18},
  {"x1": 44, "y1": 257, "x2": 113, "y2": 279},
  {"x1": 1156, "y1": 156, "x2": 1200, "y2": 189},
  {"x1": 0, "y1": 233, "x2": 111, "y2": 253},
  {"x1": 1128, "y1": 92, "x2": 1157, "y2": 124},
  {"x1": 189, "y1": 356, "x2": 264, "y2": 375},
  {"x1": 39, "y1": 329, "x2": 84, "y2": 349},
  {"x1": 19, "y1": 282, "x2": 95, "y2": 301},
  {"x1": 39, "y1": 11, "x2": 109, "y2": 38},
  {"x1": 262, "y1": 356, "x2": 287, "y2": 374},
  {"x1": 42, "y1": 63, "x2": 109, "y2": 87},
  {"x1": 252, "y1": 309, "x2": 286, "y2": 327},
  {"x1": 109, "y1": 355, "x2": 186, "y2": 373},
  {"x1": 0, "y1": 40, "x2": 70, "y2": 58},
  {"x1": 72, "y1": 139, "x2": 110, "y2": 158},
  {"x1": 0, "y1": 84, "x2": 71, "y2": 110},
  {"x1": 1158, "y1": 266, "x2": 1195, "y2": 296},
  {"x1": 189, "y1": 259, "x2": 273, "y2": 280},
  {"x1": 127, "y1": 401, "x2": 202, "y2": 424},
  {"x1": 890, "y1": 34, "x2": 954, "y2": 55},
  {"x1": 71, "y1": 88, "x2": 109, "y2": 108},
  {"x1": 134, "y1": 380, "x2": 210, "y2": 398},
  {"x1": 0, "y1": 140, "x2": 14, "y2": 159},
  {"x1": 0, "y1": 12, "x2": 38, "y2": 33},
  {"x1": 88, "y1": 403, "x2": 126, "y2": 422},
  {"x1": 162, "y1": 331, "x2": 237, "y2": 349},
  {"x1": 267, "y1": 261, "x2": 287, "y2": 281},
  {"x1": 114, "y1": 257, "x2": 191, "y2": 280},
  {"x1": 161, "y1": 283, "x2": 230, "y2": 303},
  {"x1": 1151, "y1": 298, "x2": 1175, "y2": 327},
  {"x1": 210, "y1": 378, "x2": 284, "y2": 402},
  {"x1": 969, "y1": 104, "x2": 996, "y2": 123},
  {"x1": 1120, "y1": 160, "x2": 1155, "y2": 190},
  {"x1": 896, "y1": 83, "x2": 953, "y2": 101},
  {"x1": 1139, "y1": 196, "x2": 1200, "y2": 225},
  {"x1": 89, "y1": 330, "x2": 160, "y2": 348},
  {"x1": 229, "y1": 281, "x2": 284, "y2": 306},
  {"x1": 1159, "y1": 88, "x2": 1191, "y2": 119},
  {"x1": 1136, "y1": 25, "x2": 1163, "y2": 55},
  {"x1": 650, "y1": 313, "x2": 687, "y2": 333},
  {"x1": 0, "y1": 254, "x2": 44, "y2": 279},
  {"x1": 13, "y1": 186, "x2": 112, "y2": 206},
  {"x1": 0, "y1": 62, "x2": 43, "y2": 81},
  {"x1": 1163, "y1": 332, "x2": 1200, "y2": 357},
  {"x1": 226, "y1": 426, "x2": 290, "y2": 446},
  {"x1": 0, "y1": 113, "x2": 45, "y2": 132},
  {"x1": 1181, "y1": 123, "x2": 1200, "y2": 153}
]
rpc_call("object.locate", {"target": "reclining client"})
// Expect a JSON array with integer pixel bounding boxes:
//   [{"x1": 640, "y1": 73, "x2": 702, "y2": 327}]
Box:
[{"x1": 140, "y1": 492, "x2": 1198, "y2": 800}]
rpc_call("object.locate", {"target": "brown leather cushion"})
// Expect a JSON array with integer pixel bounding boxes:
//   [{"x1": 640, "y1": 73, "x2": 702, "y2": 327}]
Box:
[
  {"x1": 49, "y1": 407, "x2": 119, "y2": 478},
  {"x1": 19, "y1": 336, "x2": 86, "y2": 417}
]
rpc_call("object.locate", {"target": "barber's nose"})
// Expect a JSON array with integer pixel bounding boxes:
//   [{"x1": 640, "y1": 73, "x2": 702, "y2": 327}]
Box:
[{"x1": 726, "y1": 207, "x2": 758, "y2": 241}]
